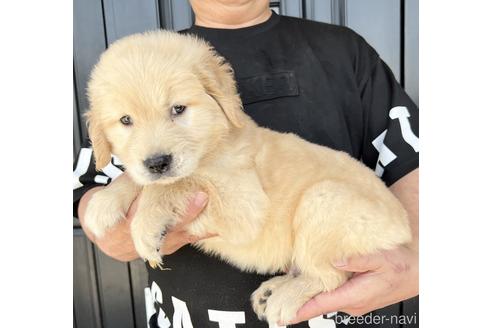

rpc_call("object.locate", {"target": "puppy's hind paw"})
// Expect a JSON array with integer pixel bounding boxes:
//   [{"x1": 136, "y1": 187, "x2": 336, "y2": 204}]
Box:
[
  {"x1": 251, "y1": 288, "x2": 272, "y2": 321},
  {"x1": 251, "y1": 275, "x2": 291, "y2": 322}
]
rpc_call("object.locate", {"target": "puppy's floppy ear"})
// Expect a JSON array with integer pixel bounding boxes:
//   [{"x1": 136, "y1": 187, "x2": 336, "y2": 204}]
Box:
[
  {"x1": 198, "y1": 51, "x2": 246, "y2": 128},
  {"x1": 85, "y1": 111, "x2": 112, "y2": 171}
]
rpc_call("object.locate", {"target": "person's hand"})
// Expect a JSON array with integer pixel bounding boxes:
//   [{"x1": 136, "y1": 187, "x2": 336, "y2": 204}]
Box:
[
  {"x1": 288, "y1": 245, "x2": 419, "y2": 324},
  {"x1": 79, "y1": 184, "x2": 211, "y2": 261},
  {"x1": 156, "y1": 191, "x2": 215, "y2": 255}
]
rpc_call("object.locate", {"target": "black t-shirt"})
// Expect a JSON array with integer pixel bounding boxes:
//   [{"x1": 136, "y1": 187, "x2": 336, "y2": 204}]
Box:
[{"x1": 73, "y1": 11, "x2": 419, "y2": 328}]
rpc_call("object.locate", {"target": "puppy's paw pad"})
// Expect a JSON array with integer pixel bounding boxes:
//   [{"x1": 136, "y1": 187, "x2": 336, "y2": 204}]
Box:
[
  {"x1": 252, "y1": 288, "x2": 272, "y2": 316},
  {"x1": 251, "y1": 291, "x2": 270, "y2": 321},
  {"x1": 251, "y1": 275, "x2": 291, "y2": 321},
  {"x1": 252, "y1": 290, "x2": 270, "y2": 310}
]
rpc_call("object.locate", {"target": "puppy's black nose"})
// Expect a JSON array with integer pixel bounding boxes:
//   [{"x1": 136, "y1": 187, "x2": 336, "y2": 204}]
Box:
[{"x1": 144, "y1": 154, "x2": 172, "y2": 174}]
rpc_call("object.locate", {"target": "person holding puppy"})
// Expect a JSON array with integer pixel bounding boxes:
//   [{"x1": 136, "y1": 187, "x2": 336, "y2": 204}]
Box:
[{"x1": 75, "y1": 0, "x2": 419, "y2": 326}]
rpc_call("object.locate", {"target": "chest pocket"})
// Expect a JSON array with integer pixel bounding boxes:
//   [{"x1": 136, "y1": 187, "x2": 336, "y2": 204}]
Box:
[{"x1": 237, "y1": 71, "x2": 299, "y2": 105}]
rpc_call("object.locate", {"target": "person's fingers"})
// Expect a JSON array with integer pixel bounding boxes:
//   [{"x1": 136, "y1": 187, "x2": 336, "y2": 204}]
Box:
[
  {"x1": 140, "y1": 192, "x2": 207, "y2": 256},
  {"x1": 160, "y1": 240, "x2": 184, "y2": 255},
  {"x1": 290, "y1": 271, "x2": 385, "y2": 324},
  {"x1": 128, "y1": 191, "x2": 207, "y2": 228},
  {"x1": 126, "y1": 193, "x2": 142, "y2": 221},
  {"x1": 186, "y1": 232, "x2": 219, "y2": 244},
  {"x1": 158, "y1": 230, "x2": 178, "y2": 254},
  {"x1": 332, "y1": 252, "x2": 385, "y2": 272},
  {"x1": 289, "y1": 282, "x2": 358, "y2": 324},
  {"x1": 172, "y1": 192, "x2": 208, "y2": 230},
  {"x1": 335, "y1": 273, "x2": 393, "y2": 316},
  {"x1": 340, "y1": 307, "x2": 372, "y2": 317},
  {"x1": 159, "y1": 231, "x2": 218, "y2": 255},
  {"x1": 199, "y1": 232, "x2": 219, "y2": 240},
  {"x1": 175, "y1": 192, "x2": 208, "y2": 224}
]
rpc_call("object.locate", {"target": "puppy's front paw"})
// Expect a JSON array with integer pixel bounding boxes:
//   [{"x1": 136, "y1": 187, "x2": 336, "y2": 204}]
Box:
[
  {"x1": 131, "y1": 216, "x2": 167, "y2": 268},
  {"x1": 84, "y1": 190, "x2": 128, "y2": 238}
]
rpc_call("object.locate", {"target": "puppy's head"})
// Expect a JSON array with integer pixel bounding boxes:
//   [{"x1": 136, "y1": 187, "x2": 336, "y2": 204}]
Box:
[{"x1": 86, "y1": 31, "x2": 246, "y2": 185}]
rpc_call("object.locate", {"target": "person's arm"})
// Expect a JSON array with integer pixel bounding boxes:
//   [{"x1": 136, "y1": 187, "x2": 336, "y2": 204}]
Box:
[
  {"x1": 389, "y1": 168, "x2": 418, "y2": 250},
  {"x1": 289, "y1": 30, "x2": 419, "y2": 324},
  {"x1": 78, "y1": 173, "x2": 211, "y2": 262},
  {"x1": 289, "y1": 168, "x2": 418, "y2": 323},
  {"x1": 73, "y1": 140, "x2": 127, "y2": 217}
]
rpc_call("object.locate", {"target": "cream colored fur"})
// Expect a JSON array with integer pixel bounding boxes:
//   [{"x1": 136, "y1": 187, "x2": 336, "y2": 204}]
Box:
[{"x1": 84, "y1": 30, "x2": 412, "y2": 325}]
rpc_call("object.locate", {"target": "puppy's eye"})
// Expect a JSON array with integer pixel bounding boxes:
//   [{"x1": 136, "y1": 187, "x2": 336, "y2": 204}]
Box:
[
  {"x1": 171, "y1": 105, "x2": 186, "y2": 115},
  {"x1": 120, "y1": 115, "x2": 133, "y2": 126}
]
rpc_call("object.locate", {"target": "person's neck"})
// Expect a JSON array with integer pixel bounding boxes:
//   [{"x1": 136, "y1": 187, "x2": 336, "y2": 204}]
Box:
[{"x1": 192, "y1": 2, "x2": 272, "y2": 29}]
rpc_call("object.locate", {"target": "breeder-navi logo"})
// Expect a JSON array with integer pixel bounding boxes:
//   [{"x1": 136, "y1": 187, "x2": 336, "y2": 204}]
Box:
[{"x1": 334, "y1": 312, "x2": 418, "y2": 326}]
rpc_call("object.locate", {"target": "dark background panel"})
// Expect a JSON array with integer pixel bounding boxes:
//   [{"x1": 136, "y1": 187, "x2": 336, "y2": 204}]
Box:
[
  {"x1": 130, "y1": 261, "x2": 151, "y2": 328},
  {"x1": 346, "y1": 0, "x2": 401, "y2": 82},
  {"x1": 73, "y1": 82, "x2": 81, "y2": 160},
  {"x1": 103, "y1": 0, "x2": 160, "y2": 44},
  {"x1": 73, "y1": 0, "x2": 107, "y2": 143},
  {"x1": 159, "y1": 0, "x2": 194, "y2": 31},
  {"x1": 304, "y1": 0, "x2": 333, "y2": 23},
  {"x1": 94, "y1": 249, "x2": 135, "y2": 328},
  {"x1": 73, "y1": 230, "x2": 102, "y2": 328},
  {"x1": 405, "y1": 0, "x2": 419, "y2": 105}
]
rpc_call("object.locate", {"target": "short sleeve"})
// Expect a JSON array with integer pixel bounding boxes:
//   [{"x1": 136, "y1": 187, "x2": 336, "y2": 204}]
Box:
[
  {"x1": 356, "y1": 37, "x2": 419, "y2": 186},
  {"x1": 73, "y1": 139, "x2": 124, "y2": 217}
]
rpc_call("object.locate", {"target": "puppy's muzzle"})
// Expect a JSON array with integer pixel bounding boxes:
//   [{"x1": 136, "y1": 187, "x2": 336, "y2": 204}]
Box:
[{"x1": 144, "y1": 154, "x2": 173, "y2": 174}]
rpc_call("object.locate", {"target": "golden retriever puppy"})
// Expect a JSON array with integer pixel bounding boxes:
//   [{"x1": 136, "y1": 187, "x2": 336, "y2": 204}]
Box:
[{"x1": 84, "y1": 30, "x2": 411, "y2": 325}]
